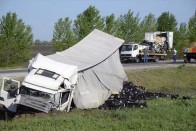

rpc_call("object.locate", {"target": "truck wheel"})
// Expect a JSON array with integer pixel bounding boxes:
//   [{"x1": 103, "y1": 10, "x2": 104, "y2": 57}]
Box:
[
  {"x1": 135, "y1": 57, "x2": 140, "y2": 63},
  {"x1": 0, "y1": 107, "x2": 9, "y2": 120},
  {"x1": 187, "y1": 57, "x2": 191, "y2": 63},
  {"x1": 154, "y1": 57, "x2": 159, "y2": 62}
]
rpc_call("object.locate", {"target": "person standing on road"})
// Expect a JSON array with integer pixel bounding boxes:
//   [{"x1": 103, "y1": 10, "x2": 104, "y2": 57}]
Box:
[
  {"x1": 143, "y1": 48, "x2": 148, "y2": 63},
  {"x1": 173, "y1": 48, "x2": 177, "y2": 63}
]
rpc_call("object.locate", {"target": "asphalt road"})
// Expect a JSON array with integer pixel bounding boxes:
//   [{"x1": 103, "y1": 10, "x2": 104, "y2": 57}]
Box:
[
  {"x1": 123, "y1": 59, "x2": 196, "y2": 70},
  {"x1": 0, "y1": 60, "x2": 195, "y2": 77},
  {"x1": 0, "y1": 69, "x2": 28, "y2": 77}
]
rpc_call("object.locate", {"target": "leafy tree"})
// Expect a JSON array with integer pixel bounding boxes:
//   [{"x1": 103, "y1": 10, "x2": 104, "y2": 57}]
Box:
[
  {"x1": 157, "y1": 12, "x2": 177, "y2": 32},
  {"x1": 188, "y1": 11, "x2": 196, "y2": 42},
  {"x1": 73, "y1": 5, "x2": 104, "y2": 41},
  {"x1": 177, "y1": 23, "x2": 189, "y2": 43},
  {"x1": 0, "y1": 12, "x2": 33, "y2": 67},
  {"x1": 116, "y1": 10, "x2": 140, "y2": 43},
  {"x1": 139, "y1": 13, "x2": 157, "y2": 37},
  {"x1": 175, "y1": 23, "x2": 189, "y2": 58},
  {"x1": 34, "y1": 39, "x2": 51, "y2": 45},
  {"x1": 42, "y1": 40, "x2": 50, "y2": 45},
  {"x1": 34, "y1": 39, "x2": 42, "y2": 45},
  {"x1": 157, "y1": 12, "x2": 178, "y2": 50},
  {"x1": 104, "y1": 14, "x2": 118, "y2": 35},
  {"x1": 52, "y1": 17, "x2": 75, "y2": 51}
]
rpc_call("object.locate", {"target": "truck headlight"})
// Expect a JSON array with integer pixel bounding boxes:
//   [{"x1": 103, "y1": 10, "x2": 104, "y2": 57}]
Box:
[{"x1": 0, "y1": 96, "x2": 4, "y2": 101}]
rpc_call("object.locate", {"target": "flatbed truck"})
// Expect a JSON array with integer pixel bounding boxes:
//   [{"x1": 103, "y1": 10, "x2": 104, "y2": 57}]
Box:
[
  {"x1": 183, "y1": 47, "x2": 196, "y2": 63},
  {"x1": 120, "y1": 31, "x2": 173, "y2": 63},
  {"x1": 120, "y1": 43, "x2": 167, "y2": 63}
]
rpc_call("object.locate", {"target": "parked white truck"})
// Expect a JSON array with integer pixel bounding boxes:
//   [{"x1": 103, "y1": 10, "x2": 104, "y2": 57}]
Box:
[{"x1": 120, "y1": 32, "x2": 173, "y2": 63}]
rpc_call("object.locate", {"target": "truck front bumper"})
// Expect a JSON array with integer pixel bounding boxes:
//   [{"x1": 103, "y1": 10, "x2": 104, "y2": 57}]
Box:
[
  {"x1": 120, "y1": 54, "x2": 134, "y2": 61},
  {"x1": 17, "y1": 94, "x2": 52, "y2": 113}
]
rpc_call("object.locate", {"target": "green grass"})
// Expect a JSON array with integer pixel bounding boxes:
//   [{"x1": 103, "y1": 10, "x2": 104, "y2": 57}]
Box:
[
  {"x1": 126, "y1": 65, "x2": 196, "y2": 97},
  {"x1": 0, "y1": 66, "x2": 26, "y2": 70},
  {"x1": 0, "y1": 99, "x2": 196, "y2": 131},
  {"x1": 0, "y1": 65, "x2": 196, "y2": 130}
]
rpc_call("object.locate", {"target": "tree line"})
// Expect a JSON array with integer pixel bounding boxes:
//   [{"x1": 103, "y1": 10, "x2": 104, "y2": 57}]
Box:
[{"x1": 0, "y1": 5, "x2": 196, "y2": 67}]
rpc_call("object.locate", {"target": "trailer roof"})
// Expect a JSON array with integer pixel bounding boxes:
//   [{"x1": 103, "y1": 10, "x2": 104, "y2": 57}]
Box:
[{"x1": 47, "y1": 29, "x2": 124, "y2": 71}]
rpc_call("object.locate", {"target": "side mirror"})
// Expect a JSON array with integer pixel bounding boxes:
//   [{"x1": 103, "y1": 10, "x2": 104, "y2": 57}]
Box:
[
  {"x1": 9, "y1": 85, "x2": 17, "y2": 98},
  {"x1": 64, "y1": 79, "x2": 71, "y2": 90},
  {"x1": 6, "y1": 79, "x2": 12, "y2": 84}
]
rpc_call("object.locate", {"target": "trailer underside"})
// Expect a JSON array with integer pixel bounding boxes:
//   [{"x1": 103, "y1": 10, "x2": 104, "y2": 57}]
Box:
[{"x1": 184, "y1": 53, "x2": 196, "y2": 63}]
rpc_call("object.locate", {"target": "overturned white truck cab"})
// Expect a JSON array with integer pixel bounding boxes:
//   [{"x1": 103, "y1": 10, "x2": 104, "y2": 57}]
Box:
[
  {"x1": 0, "y1": 54, "x2": 78, "y2": 113},
  {"x1": 0, "y1": 29, "x2": 127, "y2": 113},
  {"x1": 17, "y1": 54, "x2": 78, "y2": 113}
]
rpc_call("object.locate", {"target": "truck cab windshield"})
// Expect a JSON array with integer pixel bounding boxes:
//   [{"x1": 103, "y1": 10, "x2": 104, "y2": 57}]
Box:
[
  {"x1": 121, "y1": 45, "x2": 133, "y2": 51},
  {"x1": 35, "y1": 69, "x2": 60, "y2": 80}
]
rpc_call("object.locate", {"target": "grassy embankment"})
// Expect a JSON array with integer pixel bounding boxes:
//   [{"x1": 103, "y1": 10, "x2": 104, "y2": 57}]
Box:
[
  {"x1": 0, "y1": 66, "x2": 26, "y2": 70},
  {"x1": 0, "y1": 65, "x2": 196, "y2": 130}
]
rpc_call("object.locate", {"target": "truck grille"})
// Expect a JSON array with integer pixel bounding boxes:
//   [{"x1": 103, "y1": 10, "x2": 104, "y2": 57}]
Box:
[
  {"x1": 18, "y1": 94, "x2": 52, "y2": 113},
  {"x1": 121, "y1": 54, "x2": 131, "y2": 57}
]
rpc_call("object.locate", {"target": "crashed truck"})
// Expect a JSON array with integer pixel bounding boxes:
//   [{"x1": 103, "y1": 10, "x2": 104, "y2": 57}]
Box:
[{"x1": 0, "y1": 29, "x2": 127, "y2": 113}]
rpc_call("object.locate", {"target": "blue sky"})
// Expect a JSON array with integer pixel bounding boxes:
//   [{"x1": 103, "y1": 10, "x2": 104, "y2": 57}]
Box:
[{"x1": 0, "y1": 0, "x2": 196, "y2": 41}]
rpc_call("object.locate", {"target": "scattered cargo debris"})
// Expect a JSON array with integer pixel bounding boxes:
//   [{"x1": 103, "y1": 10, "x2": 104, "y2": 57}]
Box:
[
  {"x1": 171, "y1": 94, "x2": 179, "y2": 99},
  {"x1": 182, "y1": 96, "x2": 191, "y2": 100},
  {"x1": 144, "y1": 32, "x2": 173, "y2": 53},
  {"x1": 99, "y1": 81, "x2": 187, "y2": 110}
]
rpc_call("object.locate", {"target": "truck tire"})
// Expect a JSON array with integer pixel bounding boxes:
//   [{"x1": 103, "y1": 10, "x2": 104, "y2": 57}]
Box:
[
  {"x1": 135, "y1": 56, "x2": 140, "y2": 63},
  {"x1": 0, "y1": 106, "x2": 10, "y2": 120},
  {"x1": 187, "y1": 56, "x2": 191, "y2": 63},
  {"x1": 154, "y1": 57, "x2": 159, "y2": 62},
  {"x1": 163, "y1": 56, "x2": 167, "y2": 60}
]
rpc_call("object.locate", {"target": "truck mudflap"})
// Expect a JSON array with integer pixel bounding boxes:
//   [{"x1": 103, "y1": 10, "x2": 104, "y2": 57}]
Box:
[{"x1": 17, "y1": 94, "x2": 52, "y2": 113}]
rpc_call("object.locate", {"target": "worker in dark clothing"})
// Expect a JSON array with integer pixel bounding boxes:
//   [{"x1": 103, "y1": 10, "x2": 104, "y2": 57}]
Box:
[
  {"x1": 143, "y1": 48, "x2": 148, "y2": 63},
  {"x1": 173, "y1": 48, "x2": 177, "y2": 63}
]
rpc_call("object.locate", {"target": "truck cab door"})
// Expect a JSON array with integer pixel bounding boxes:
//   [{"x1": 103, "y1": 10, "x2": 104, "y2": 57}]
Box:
[
  {"x1": 59, "y1": 80, "x2": 75, "y2": 112},
  {"x1": 59, "y1": 91, "x2": 71, "y2": 111},
  {"x1": 0, "y1": 77, "x2": 20, "y2": 112},
  {"x1": 132, "y1": 45, "x2": 139, "y2": 57}
]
